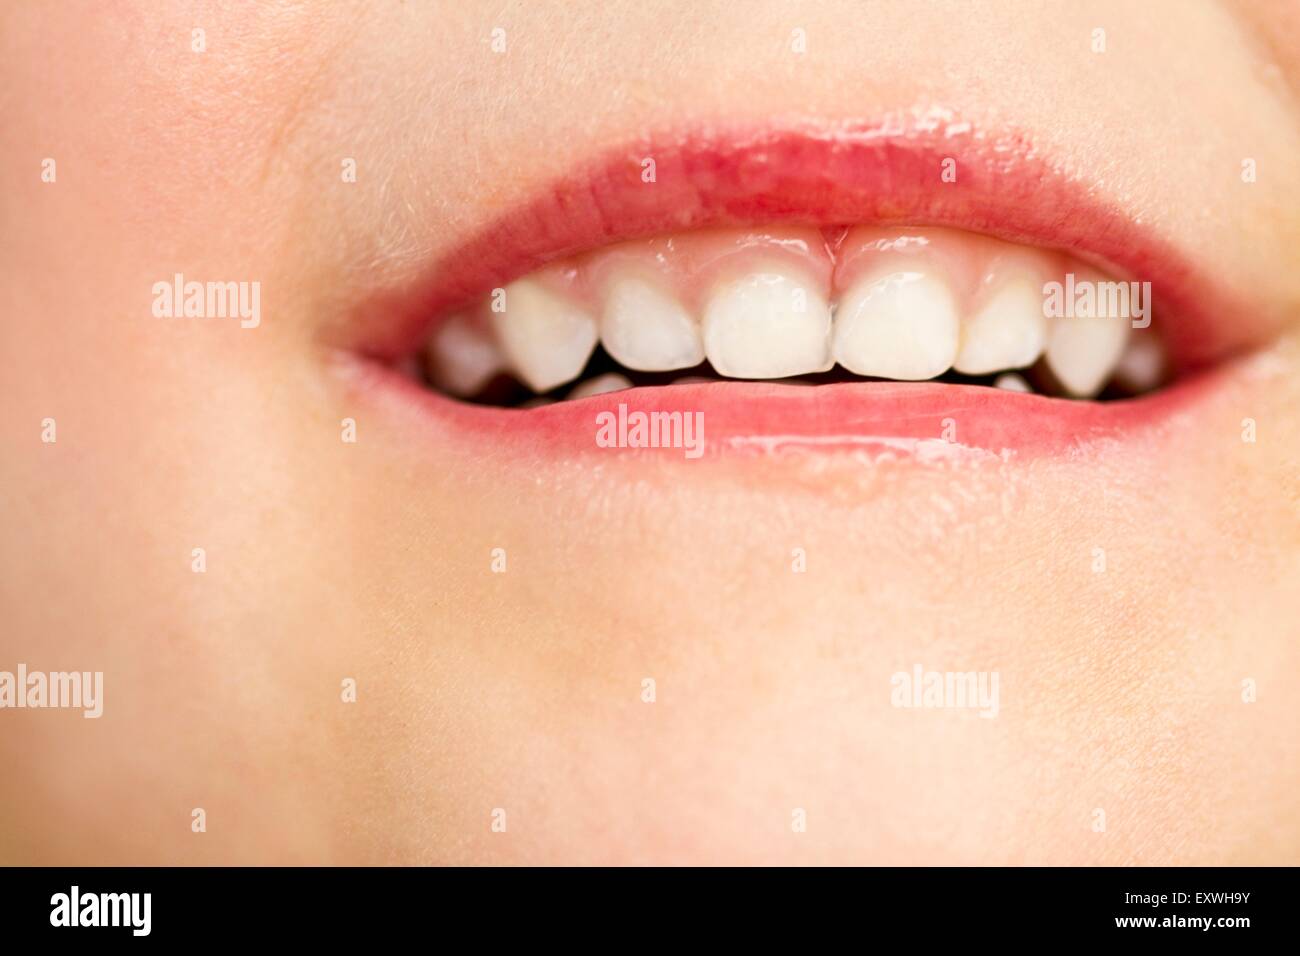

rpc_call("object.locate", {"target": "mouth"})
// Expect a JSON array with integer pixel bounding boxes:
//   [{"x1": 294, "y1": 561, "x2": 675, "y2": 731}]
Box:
[{"x1": 327, "y1": 110, "x2": 1279, "y2": 459}]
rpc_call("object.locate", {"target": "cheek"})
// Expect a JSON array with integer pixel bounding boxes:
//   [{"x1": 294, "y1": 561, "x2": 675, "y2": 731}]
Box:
[{"x1": 5, "y1": 4, "x2": 357, "y2": 254}]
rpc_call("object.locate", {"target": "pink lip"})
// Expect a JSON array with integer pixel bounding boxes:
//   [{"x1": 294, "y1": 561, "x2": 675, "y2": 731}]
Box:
[
  {"x1": 332, "y1": 113, "x2": 1260, "y2": 456},
  {"x1": 341, "y1": 358, "x2": 1219, "y2": 459}
]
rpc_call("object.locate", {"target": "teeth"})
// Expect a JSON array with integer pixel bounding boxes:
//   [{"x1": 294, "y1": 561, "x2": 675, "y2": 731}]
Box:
[
  {"x1": 490, "y1": 278, "x2": 598, "y2": 392},
  {"x1": 832, "y1": 270, "x2": 959, "y2": 380},
  {"x1": 954, "y1": 264, "x2": 1048, "y2": 375},
  {"x1": 566, "y1": 372, "x2": 632, "y2": 399},
  {"x1": 425, "y1": 312, "x2": 508, "y2": 397},
  {"x1": 599, "y1": 276, "x2": 703, "y2": 371},
  {"x1": 439, "y1": 229, "x2": 1157, "y2": 404},
  {"x1": 1112, "y1": 332, "x2": 1166, "y2": 395},
  {"x1": 1043, "y1": 278, "x2": 1132, "y2": 398},
  {"x1": 993, "y1": 371, "x2": 1033, "y2": 393},
  {"x1": 701, "y1": 263, "x2": 832, "y2": 379}
]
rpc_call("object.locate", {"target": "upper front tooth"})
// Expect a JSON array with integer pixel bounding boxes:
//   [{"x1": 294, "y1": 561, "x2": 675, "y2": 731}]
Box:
[
  {"x1": 490, "y1": 278, "x2": 598, "y2": 392},
  {"x1": 832, "y1": 269, "x2": 959, "y2": 380},
  {"x1": 701, "y1": 262, "x2": 832, "y2": 379},
  {"x1": 954, "y1": 263, "x2": 1049, "y2": 375},
  {"x1": 426, "y1": 311, "x2": 507, "y2": 397},
  {"x1": 1043, "y1": 274, "x2": 1132, "y2": 397},
  {"x1": 599, "y1": 276, "x2": 703, "y2": 371}
]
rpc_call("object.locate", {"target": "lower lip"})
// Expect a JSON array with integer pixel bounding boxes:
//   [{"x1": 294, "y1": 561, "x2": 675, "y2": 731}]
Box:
[{"x1": 337, "y1": 353, "x2": 1221, "y2": 461}]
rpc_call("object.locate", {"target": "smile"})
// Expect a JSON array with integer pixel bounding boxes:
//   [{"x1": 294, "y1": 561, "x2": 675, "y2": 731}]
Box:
[{"x1": 327, "y1": 110, "x2": 1282, "y2": 459}]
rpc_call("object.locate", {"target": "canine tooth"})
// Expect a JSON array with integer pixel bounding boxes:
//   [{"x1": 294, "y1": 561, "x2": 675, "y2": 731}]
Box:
[
  {"x1": 599, "y1": 276, "x2": 703, "y2": 371},
  {"x1": 954, "y1": 270, "x2": 1048, "y2": 375},
  {"x1": 425, "y1": 312, "x2": 507, "y2": 397},
  {"x1": 490, "y1": 278, "x2": 598, "y2": 392},
  {"x1": 994, "y1": 372, "x2": 1032, "y2": 393},
  {"x1": 832, "y1": 270, "x2": 959, "y2": 380},
  {"x1": 1043, "y1": 293, "x2": 1131, "y2": 398},
  {"x1": 701, "y1": 264, "x2": 831, "y2": 378},
  {"x1": 567, "y1": 373, "x2": 632, "y2": 399}
]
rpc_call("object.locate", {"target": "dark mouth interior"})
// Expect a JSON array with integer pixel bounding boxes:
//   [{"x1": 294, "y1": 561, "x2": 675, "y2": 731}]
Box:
[{"x1": 426, "y1": 344, "x2": 1143, "y2": 407}]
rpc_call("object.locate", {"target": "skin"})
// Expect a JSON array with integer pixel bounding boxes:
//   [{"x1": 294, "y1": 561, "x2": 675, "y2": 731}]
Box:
[{"x1": 1, "y1": 0, "x2": 1298, "y2": 864}]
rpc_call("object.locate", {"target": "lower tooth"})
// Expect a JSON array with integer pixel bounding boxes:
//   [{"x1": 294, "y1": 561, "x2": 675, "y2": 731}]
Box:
[
  {"x1": 832, "y1": 271, "x2": 959, "y2": 380},
  {"x1": 993, "y1": 371, "x2": 1033, "y2": 393},
  {"x1": 566, "y1": 372, "x2": 633, "y2": 399},
  {"x1": 490, "y1": 278, "x2": 598, "y2": 393},
  {"x1": 701, "y1": 264, "x2": 832, "y2": 379}
]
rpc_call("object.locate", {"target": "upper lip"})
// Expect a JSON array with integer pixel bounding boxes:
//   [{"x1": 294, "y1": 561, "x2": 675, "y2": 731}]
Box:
[{"x1": 331, "y1": 107, "x2": 1268, "y2": 374}]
